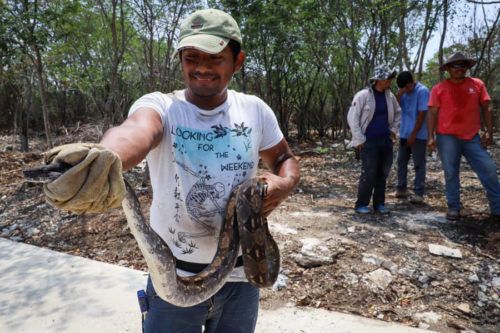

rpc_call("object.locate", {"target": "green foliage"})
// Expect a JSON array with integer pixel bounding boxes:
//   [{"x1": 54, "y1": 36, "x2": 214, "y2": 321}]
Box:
[
  {"x1": 314, "y1": 146, "x2": 331, "y2": 155},
  {"x1": 0, "y1": 0, "x2": 498, "y2": 137}
]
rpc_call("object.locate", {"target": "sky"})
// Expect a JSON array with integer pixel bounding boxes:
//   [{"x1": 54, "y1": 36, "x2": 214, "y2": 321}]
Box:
[{"x1": 422, "y1": 1, "x2": 499, "y2": 64}]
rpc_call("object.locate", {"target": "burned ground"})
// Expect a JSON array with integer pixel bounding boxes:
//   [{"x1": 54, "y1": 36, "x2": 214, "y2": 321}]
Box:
[{"x1": 0, "y1": 130, "x2": 498, "y2": 332}]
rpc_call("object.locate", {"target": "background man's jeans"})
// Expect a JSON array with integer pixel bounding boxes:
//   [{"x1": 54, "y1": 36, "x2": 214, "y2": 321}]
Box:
[
  {"x1": 356, "y1": 136, "x2": 393, "y2": 208},
  {"x1": 397, "y1": 138, "x2": 427, "y2": 196},
  {"x1": 437, "y1": 134, "x2": 500, "y2": 214},
  {"x1": 144, "y1": 276, "x2": 259, "y2": 333}
]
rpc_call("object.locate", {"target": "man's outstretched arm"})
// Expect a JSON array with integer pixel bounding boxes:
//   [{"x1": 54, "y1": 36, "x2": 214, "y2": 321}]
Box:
[{"x1": 100, "y1": 108, "x2": 164, "y2": 170}]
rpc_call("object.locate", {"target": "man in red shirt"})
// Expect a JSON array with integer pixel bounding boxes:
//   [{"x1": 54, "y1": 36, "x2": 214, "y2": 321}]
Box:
[{"x1": 427, "y1": 52, "x2": 500, "y2": 220}]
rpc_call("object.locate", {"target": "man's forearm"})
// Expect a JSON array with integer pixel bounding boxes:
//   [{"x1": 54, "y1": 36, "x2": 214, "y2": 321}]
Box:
[
  {"x1": 411, "y1": 111, "x2": 426, "y2": 136},
  {"x1": 101, "y1": 126, "x2": 154, "y2": 170},
  {"x1": 100, "y1": 109, "x2": 163, "y2": 170},
  {"x1": 396, "y1": 90, "x2": 403, "y2": 104},
  {"x1": 427, "y1": 107, "x2": 438, "y2": 138},
  {"x1": 482, "y1": 102, "x2": 494, "y2": 133},
  {"x1": 274, "y1": 154, "x2": 300, "y2": 190}
]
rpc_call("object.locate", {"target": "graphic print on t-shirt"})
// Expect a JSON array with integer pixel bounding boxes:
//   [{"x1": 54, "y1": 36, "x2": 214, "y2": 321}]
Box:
[{"x1": 169, "y1": 122, "x2": 254, "y2": 254}]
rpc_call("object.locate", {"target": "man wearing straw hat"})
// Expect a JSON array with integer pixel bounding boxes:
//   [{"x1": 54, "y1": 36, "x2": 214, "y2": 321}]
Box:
[{"x1": 427, "y1": 52, "x2": 500, "y2": 221}]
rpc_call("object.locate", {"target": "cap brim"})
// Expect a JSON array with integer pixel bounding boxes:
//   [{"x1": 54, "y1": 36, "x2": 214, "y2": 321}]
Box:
[
  {"x1": 440, "y1": 59, "x2": 477, "y2": 71},
  {"x1": 176, "y1": 34, "x2": 229, "y2": 56}
]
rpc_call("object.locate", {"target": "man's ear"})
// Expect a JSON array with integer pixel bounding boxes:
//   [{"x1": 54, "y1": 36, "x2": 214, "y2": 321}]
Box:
[{"x1": 234, "y1": 51, "x2": 246, "y2": 73}]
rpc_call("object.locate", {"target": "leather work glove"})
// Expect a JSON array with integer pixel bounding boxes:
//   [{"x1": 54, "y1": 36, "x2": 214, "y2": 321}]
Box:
[{"x1": 43, "y1": 143, "x2": 125, "y2": 214}]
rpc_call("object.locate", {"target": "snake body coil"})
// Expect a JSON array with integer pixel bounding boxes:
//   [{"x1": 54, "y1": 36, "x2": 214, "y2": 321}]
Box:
[{"x1": 24, "y1": 164, "x2": 280, "y2": 307}]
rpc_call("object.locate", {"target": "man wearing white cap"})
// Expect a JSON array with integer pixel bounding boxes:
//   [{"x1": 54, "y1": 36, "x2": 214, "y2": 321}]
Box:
[
  {"x1": 42, "y1": 8, "x2": 299, "y2": 333},
  {"x1": 347, "y1": 64, "x2": 401, "y2": 215}
]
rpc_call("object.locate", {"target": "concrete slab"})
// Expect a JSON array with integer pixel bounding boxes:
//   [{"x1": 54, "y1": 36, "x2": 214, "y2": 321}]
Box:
[
  {"x1": 0, "y1": 238, "x2": 433, "y2": 332},
  {"x1": 0, "y1": 238, "x2": 145, "y2": 333}
]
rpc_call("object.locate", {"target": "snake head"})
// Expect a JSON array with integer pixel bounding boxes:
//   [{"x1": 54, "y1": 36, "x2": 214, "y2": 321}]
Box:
[{"x1": 23, "y1": 162, "x2": 73, "y2": 183}]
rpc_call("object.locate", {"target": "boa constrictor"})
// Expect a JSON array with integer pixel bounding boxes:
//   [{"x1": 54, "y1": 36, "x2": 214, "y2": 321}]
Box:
[{"x1": 24, "y1": 163, "x2": 280, "y2": 307}]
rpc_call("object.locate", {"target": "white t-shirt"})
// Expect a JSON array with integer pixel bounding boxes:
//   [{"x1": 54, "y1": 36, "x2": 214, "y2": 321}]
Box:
[{"x1": 129, "y1": 89, "x2": 283, "y2": 280}]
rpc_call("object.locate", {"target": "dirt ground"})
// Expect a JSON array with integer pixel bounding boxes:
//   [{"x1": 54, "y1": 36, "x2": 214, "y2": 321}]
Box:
[{"x1": 0, "y1": 129, "x2": 499, "y2": 333}]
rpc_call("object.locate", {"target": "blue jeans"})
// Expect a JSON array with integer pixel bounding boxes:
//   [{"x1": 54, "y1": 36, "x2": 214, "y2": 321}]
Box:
[
  {"x1": 397, "y1": 138, "x2": 427, "y2": 196},
  {"x1": 143, "y1": 276, "x2": 259, "y2": 333},
  {"x1": 437, "y1": 134, "x2": 500, "y2": 214},
  {"x1": 355, "y1": 136, "x2": 393, "y2": 208}
]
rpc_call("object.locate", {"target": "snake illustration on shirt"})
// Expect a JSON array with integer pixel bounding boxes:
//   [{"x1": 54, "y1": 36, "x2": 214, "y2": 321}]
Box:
[{"x1": 171, "y1": 122, "x2": 255, "y2": 252}]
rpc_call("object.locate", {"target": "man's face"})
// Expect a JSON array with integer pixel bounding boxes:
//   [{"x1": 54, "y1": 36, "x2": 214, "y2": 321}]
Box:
[
  {"x1": 377, "y1": 78, "x2": 393, "y2": 91},
  {"x1": 180, "y1": 46, "x2": 244, "y2": 105},
  {"x1": 402, "y1": 82, "x2": 416, "y2": 93},
  {"x1": 446, "y1": 61, "x2": 468, "y2": 80}
]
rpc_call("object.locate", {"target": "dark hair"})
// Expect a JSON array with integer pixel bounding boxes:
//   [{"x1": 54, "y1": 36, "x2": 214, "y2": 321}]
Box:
[
  {"x1": 228, "y1": 39, "x2": 241, "y2": 61},
  {"x1": 396, "y1": 71, "x2": 414, "y2": 88}
]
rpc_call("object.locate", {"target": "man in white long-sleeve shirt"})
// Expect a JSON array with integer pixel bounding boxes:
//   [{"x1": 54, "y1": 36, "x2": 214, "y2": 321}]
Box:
[{"x1": 347, "y1": 65, "x2": 401, "y2": 214}]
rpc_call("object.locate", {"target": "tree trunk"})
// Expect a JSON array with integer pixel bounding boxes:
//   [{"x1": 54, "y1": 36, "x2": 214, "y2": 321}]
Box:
[
  {"x1": 398, "y1": 0, "x2": 410, "y2": 69},
  {"x1": 416, "y1": 0, "x2": 436, "y2": 77},
  {"x1": 438, "y1": 0, "x2": 448, "y2": 81},
  {"x1": 20, "y1": 104, "x2": 29, "y2": 152},
  {"x1": 19, "y1": 78, "x2": 33, "y2": 152},
  {"x1": 473, "y1": 10, "x2": 499, "y2": 77},
  {"x1": 34, "y1": 46, "x2": 53, "y2": 148},
  {"x1": 439, "y1": 0, "x2": 448, "y2": 81},
  {"x1": 99, "y1": 0, "x2": 126, "y2": 129}
]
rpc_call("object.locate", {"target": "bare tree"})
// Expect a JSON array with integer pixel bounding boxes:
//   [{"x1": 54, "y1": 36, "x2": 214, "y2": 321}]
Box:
[
  {"x1": 11, "y1": 0, "x2": 54, "y2": 147},
  {"x1": 97, "y1": 0, "x2": 130, "y2": 128},
  {"x1": 131, "y1": 0, "x2": 190, "y2": 92},
  {"x1": 473, "y1": 8, "x2": 500, "y2": 76},
  {"x1": 414, "y1": 0, "x2": 441, "y2": 77},
  {"x1": 438, "y1": 0, "x2": 450, "y2": 80}
]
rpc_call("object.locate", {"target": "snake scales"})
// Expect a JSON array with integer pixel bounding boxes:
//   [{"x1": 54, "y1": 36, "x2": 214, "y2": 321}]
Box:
[{"x1": 24, "y1": 163, "x2": 280, "y2": 307}]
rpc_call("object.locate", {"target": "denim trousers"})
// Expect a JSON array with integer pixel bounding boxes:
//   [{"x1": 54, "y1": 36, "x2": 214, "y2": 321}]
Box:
[
  {"x1": 355, "y1": 136, "x2": 393, "y2": 208},
  {"x1": 143, "y1": 276, "x2": 260, "y2": 333},
  {"x1": 397, "y1": 138, "x2": 427, "y2": 196},
  {"x1": 437, "y1": 134, "x2": 500, "y2": 214}
]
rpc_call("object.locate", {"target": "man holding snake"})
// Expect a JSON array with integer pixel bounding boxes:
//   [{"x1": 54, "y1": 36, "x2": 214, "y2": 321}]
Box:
[{"x1": 42, "y1": 8, "x2": 299, "y2": 333}]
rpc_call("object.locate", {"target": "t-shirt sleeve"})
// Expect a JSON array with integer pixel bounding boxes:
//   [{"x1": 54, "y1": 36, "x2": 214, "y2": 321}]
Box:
[
  {"x1": 258, "y1": 98, "x2": 284, "y2": 151},
  {"x1": 478, "y1": 80, "x2": 491, "y2": 104},
  {"x1": 428, "y1": 86, "x2": 440, "y2": 108},
  {"x1": 128, "y1": 92, "x2": 172, "y2": 126},
  {"x1": 417, "y1": 88, "x2": 430, "y2": 112}
]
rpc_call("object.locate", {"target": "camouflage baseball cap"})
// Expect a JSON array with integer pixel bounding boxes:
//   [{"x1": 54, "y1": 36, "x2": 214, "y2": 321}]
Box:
[
  {"x1": 369, "y1": 64, "x2": 397, "y2": 84},
  {"x1": 176, "y1": 9, "x2": 242, "y2": 55}
]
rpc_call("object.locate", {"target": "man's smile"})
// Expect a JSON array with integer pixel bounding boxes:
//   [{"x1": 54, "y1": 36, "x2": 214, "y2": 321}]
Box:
[{"x1": 191, "y1": 74, "x2": 218, "y2": 82}]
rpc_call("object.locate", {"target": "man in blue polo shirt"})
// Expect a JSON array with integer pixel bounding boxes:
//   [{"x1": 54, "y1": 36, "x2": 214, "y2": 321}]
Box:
[{"x1": 395, "y1": 71, "x2": 429, "y2": 204}]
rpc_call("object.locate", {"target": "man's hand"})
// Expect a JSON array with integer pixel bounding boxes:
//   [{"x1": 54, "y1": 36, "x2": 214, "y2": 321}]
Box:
[
  {"x1": 390, "y1": 132, "x2": 397, "y2": 143},
  {"x1": 259, "y1": 138, "x2": 300, "y2": 217},
  {"x1": 408, "y1": 132, "x2": 417, "y2": 146},
  {"x1": 43, "y1": 143, "x2": 125, "y2": 214},
  {"x1": 354, "y1": 143, "x2": 364, "y2": 160},
  {"x1": 396, "y1": 85, "x2": 412, "y2": 103},
  {"x1": 260, "y1": 172, "x2": 296, "y2": 217},
  {"x1": 396, "y1": 87, "x2": 409, "y2": 98},
  {"x1": 427, "y1": 136, "x2": 437, "y2": 151},
  {"x1": 481, "y1": 131, "x2": 493, "y2": 147}
]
